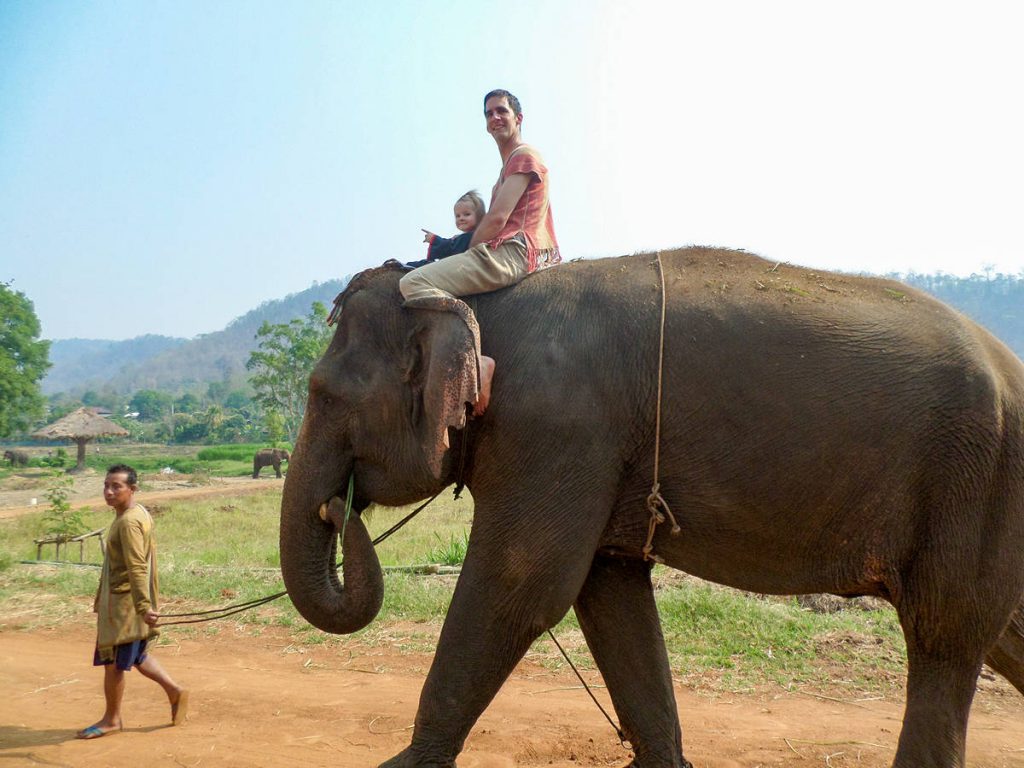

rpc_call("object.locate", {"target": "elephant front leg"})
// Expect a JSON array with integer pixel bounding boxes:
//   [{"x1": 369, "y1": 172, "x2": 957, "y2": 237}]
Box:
[
  {"x1": 575, "y1": 555, "x2": 691, "y2": 768},
  {"x1": 380, "y1": 514, "x2": 607, "y2": 766}
]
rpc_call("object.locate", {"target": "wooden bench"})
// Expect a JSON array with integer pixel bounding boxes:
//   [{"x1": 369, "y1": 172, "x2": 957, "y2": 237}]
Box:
[{"x1": 34, "y1": 528, "x2": 106, "y2": 562}]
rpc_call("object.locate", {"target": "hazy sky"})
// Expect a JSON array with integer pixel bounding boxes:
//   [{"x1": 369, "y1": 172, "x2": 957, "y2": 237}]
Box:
[{"x1": 2, "y1": 1, "x2": 1021, "y2": 341}]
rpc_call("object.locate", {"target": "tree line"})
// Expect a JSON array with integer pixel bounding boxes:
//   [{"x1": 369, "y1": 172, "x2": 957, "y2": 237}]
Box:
[{"x1": 2, "y1": 286, "x2": 332, "y2": 447}]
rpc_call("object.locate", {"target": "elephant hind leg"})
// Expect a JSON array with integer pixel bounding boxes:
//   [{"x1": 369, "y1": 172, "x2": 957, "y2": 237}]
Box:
[
  {"x1": 985, "y1": 601, "x2": 1024, "y2": 696},
  {"x1": 574, "y1": 556, "x2": 690, "y2": 768},
  {"x1": 892, "y1": 572, "x2": 1015, "y2": 767}
]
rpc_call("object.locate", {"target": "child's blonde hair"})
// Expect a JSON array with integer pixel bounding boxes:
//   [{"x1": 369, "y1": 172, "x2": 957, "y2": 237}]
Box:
[{"x1": 456, "y1": 190, "x2": 486, "y2": 227}]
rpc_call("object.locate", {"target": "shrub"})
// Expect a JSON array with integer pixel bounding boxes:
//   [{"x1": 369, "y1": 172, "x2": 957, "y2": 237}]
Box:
[
  {"x1": 40, "y1": 473, "x2": 88, "y2": 541},
  {"x1": 426, "y1": 531, "x2": 469, "y2": 566}
]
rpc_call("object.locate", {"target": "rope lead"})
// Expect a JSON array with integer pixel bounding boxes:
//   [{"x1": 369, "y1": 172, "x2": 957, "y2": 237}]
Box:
[{"x1": 642, "y1": 251, "x2": 681, "y2": 563}]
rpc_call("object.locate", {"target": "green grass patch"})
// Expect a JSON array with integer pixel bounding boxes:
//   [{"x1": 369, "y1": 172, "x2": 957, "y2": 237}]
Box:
[
  {"x1": 197, "y1": 443, "x2": 291, "y2": 462},
  {"x1": 9, "y1": 442, "x2": 294, "y2": 480},
  {"x1": 0, "y1": 488, "x2": 907, "y2": 694}
]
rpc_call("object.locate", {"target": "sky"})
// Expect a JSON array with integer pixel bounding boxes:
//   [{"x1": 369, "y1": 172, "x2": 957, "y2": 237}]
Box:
[{"x1": 1, "y1": 1, "x2": 1022, "y2": 341}]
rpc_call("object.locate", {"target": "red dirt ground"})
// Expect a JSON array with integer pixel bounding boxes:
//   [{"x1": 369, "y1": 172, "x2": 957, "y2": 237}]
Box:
[
  {"x1": 2, "y1": 623, "x2": 1023, "y2": 768},
  {"x1": 2, "y1": 473, "x2": 1023, "y2": 766}
]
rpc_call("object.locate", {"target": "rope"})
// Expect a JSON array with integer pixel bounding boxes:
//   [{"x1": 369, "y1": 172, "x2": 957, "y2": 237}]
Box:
[
  {"x1": 545, "y1": 629, "x2": 630, "y2": 749},
  {"x1": 642, "y1": 252, "x2": 681, "y2": 564},
  {"x1": 159, "y1": 477, "x2": 441, "y2": 625}
]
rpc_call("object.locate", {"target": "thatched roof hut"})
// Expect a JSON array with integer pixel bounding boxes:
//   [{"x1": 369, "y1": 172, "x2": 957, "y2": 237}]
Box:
[{"x1": 32, "y1": 408, "x2": 129, "y2": 472}]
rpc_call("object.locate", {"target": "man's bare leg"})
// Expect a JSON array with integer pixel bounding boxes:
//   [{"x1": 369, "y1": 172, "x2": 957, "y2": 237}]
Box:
[
  {"x1": 136, "y1": 654, "x2": 188, "y2": 725},
  {"x1": 77, "y1": 664, "x2": 125, "y2": 736},
  {"x1": 473, "y1": 356, "x2": 495, "y2": 417}
]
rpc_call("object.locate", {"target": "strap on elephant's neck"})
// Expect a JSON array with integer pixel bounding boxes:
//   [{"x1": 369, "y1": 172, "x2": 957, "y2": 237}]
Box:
[{"x1": 642, "y1": 251, "x2": 681, "y2": 563}]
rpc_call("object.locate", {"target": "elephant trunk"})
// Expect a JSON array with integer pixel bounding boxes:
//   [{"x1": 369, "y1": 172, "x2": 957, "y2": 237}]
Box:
[{"x1": 280, "y1": 463, "x2": 384, "y2": 634}]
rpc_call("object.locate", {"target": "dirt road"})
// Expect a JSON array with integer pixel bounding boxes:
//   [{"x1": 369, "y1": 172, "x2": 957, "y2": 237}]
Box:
[
  {"x1": 3, "y1": 474, "x2": 1023, "y2": 766},
  {"x1": 2, "y1": 624, "x2": 1023, "y2": 767},
  {"x1": 0, "y1": 473, "x2": 282, "y2": 521}
]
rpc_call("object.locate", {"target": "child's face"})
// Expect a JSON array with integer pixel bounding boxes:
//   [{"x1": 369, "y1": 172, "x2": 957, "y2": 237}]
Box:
[{"x1": 454, "y1": 201, "x2": 478, "y2": 232}]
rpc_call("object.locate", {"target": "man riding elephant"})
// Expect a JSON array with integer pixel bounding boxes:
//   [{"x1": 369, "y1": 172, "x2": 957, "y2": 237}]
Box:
[{"x1": 396, "y1": 88, "x2": 559, "y2": 418}]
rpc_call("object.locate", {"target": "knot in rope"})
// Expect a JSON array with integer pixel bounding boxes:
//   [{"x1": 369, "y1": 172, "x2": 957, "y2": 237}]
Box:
[{"x1": 642, "y1": 482, "x2": 680, "y2": 564}]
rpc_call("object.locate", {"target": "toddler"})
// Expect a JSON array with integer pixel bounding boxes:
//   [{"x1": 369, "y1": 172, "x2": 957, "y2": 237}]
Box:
[{"x1": 406, "y1": 190, "x2": 486, "y2": 269}]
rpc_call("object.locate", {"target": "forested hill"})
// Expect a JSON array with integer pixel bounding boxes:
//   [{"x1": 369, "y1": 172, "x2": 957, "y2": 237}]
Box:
[
  {"x1": 44, "y1": 279, "x2": 347, "y2": 396},
  {"x1": 900, "y1": 272, "x2": 1024, "y2": 360},
  {"x1": 44, "y1": 335, "x2": 187, "y2": 394}
]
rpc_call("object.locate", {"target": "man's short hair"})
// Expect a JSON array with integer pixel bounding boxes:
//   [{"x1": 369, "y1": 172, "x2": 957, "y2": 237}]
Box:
[
  {"x1": 484, "y1": 89, "x2": 522, "y2": 118},
  {"x1": 107, "y1": 463, "x2": 138, "y2": 486}
]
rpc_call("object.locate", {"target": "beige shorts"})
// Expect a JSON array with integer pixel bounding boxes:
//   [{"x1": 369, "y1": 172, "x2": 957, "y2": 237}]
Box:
[{"x1": 399, "y1": 239, "x2": 529, "y2": 304}]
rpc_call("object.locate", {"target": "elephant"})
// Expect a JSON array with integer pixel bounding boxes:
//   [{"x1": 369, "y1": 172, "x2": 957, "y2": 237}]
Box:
[
  {"x1": 3, "y1": 449, "x2": 29, "y2": 467},
  {"x1": 279, "y1": 248, "x2": 1024, "y2": 768},
  {"x1": 252, "y1": 447, "x2": 289, "y2": 479}
]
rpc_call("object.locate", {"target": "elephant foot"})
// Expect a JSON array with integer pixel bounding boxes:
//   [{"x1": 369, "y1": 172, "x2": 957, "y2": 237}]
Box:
[{"x1": 379, "y1": 747, "x2": 455, "y2": 768}]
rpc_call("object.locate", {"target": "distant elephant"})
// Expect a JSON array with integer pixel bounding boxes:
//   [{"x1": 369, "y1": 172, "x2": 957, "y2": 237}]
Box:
[
  {"x1": 279, "y1": 250, "x2": 1024, "y2": 768},
  {"x1": 252, "y1": 448, "x2": 289, "y2": 479},
  {"x1": 3, "y1": 449, "x2": 29, "y2": 467}
]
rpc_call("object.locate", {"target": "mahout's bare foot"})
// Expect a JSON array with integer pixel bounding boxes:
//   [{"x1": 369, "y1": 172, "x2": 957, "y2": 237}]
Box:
[
  {"x1": 473, "y1": 356, "x2": 495, "y2": 417},
  {"x1": 171, "y1": 688, "x2": 189, "y2": 725}
]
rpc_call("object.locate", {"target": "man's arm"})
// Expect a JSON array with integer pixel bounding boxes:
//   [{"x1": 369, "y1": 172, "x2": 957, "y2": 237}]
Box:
[
  {"x1": 120, "y1": 520, "x2": 153, "y2": 616},
  {"x1": 469, "y1": 173, "x2": 530, "y2": 247}
]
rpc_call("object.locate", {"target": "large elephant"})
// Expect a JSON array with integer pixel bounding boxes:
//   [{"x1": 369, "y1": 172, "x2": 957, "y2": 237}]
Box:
[
  {"x1": 3, "y1": 449, "x2": 29, "y2": 467},
  {"x1": 279, "y1": 248, "x2": 1024, "y2": 768},
  {"x1": 252, "y1": 447, "x2": 289, "y2": 478}
]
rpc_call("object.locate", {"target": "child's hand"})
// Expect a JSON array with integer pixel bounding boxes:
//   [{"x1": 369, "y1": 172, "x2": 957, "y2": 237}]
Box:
[{"x1": 422, "y1": 229, "x2": 437, "y2": 243}]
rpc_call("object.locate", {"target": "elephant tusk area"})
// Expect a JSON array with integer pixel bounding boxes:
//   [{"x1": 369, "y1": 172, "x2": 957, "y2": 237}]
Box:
[
  {"x1": 318, "y1": 500, "x2": 332, "y2": 523},
  {"x1": 319, "y1": 497, "x2": 350, "y2": 529}
]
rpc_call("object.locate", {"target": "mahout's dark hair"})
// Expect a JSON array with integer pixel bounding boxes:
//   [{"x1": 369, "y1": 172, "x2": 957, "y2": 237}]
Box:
[{"x1": 107, "y1": 463, "x2": 138, "y2": 486}]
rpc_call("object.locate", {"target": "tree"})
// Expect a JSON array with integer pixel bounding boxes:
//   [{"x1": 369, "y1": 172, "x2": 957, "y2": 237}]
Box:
[
  {"x1": 246, "y1": 302, "x2": 332, "y2": 441},
  {"x1": 224, "y1": 389, "x2": 251, "y2": 410},
  {"x1": 41, "y1": 472, "x2": 87, "y2": 540},
  {"x1": 0, "y1": 282, "x2": 51, "y2": 438},
  {"x1": 129, "y1": 389, "x2": 173, "y2": 421},
  {"x1": 175, "y1": 393, "x2": 202, "y2": 413}
]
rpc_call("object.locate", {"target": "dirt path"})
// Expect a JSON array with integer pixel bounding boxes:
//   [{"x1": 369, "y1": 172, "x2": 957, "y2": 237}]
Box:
[
  {"x1": 2, "y1": 625, "x2": 1023, "y2": 768},
  {"x1": 0, "y1": 474, "x2": 282, "y2": 521}
]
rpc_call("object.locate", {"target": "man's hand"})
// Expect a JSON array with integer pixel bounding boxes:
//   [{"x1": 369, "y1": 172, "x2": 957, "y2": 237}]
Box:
[{"x1": 143, "y1": 610, "x2": 160, "y2": 627}]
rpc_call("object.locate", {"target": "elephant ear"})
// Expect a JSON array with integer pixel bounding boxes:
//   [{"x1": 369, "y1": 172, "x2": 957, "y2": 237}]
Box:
[{"x1": 404, "y1": 296, "x2": 480, "y2": 477}]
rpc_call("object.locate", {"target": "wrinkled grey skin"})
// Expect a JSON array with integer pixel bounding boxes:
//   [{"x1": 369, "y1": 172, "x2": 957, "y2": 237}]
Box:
[
  {"x1": 3, "y1": 449, "x2": 28, "y2": 467},
  {"x1": 280, "y1": 249, "x2": 1024, "y2": 768},
  {"x1": 252, "y1": 448, "x2": 290, "y2": 479}
]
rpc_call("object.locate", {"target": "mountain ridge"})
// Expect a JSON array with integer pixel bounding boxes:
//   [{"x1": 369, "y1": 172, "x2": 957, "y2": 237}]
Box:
[{"x1": 43, "y1": 279, "x2": 347, "y2": 396}]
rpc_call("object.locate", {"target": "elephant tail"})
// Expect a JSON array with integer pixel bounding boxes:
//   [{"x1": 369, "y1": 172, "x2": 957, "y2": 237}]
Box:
[{"x1": 986, "y1": 601, "x2": 1024, "y2": 696}]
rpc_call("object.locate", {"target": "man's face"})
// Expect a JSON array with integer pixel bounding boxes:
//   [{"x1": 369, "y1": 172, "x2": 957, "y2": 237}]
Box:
[
  {"x1": 103, "y1": 472, "x2": 135, "y2": 510},
  {"x1": 484, "y1": 96, "x2": 521, "y2": 143}
]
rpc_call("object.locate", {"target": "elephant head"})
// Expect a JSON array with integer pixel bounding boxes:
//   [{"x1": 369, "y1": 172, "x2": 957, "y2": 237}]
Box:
[{"x1": 280, "y1": 262, "x2": 479, "y2": 634}]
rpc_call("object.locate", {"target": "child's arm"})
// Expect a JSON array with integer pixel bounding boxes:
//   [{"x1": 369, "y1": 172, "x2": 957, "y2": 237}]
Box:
[{"x1": 427, "y1": 231, "x2": 473, "y2": 260}]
